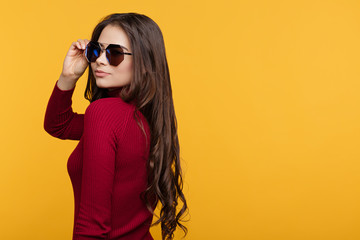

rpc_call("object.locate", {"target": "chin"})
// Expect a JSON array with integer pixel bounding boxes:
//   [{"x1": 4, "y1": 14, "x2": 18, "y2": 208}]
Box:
[
  {"x1": 96, "y1": 77, "x2": 131, "y2": 88},
  {"x1": 95, "y1": 78, "x2": 112, "y2": 89}
]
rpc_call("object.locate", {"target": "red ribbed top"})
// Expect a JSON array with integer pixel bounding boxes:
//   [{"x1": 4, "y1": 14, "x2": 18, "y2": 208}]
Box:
[{"x1": 44, "y1": 80, "x2": 154, "y2": 240}]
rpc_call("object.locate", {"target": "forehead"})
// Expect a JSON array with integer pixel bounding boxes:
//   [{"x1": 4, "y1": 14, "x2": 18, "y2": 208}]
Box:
[{"x1": 98, "y1": 24, "x2": 131, "y2": 51}]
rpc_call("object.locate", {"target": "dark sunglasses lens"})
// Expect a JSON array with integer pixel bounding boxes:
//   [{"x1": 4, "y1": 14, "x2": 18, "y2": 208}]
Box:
[
  {"x1": 106, "y1": 47, "x2": 125, "y2": 66},
  {"x1": 85, "y1": 42, "x2": 100, "y2": 62}
]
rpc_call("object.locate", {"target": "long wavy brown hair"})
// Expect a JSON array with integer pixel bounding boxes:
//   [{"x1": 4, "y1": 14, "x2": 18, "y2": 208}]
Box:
[{"x1": 83, "y1": 13, "x2": 188, "y2": 239}]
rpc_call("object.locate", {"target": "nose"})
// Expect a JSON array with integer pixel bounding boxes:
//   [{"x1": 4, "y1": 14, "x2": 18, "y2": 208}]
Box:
[{"x1": 95, "y1": 49, "x2": 108, "y2": 65}]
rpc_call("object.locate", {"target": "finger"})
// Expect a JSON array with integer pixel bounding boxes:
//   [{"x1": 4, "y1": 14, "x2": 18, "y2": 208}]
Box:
[
  {"x1": 75, "y1": 41, "x2": 82, "y2": 50},
  {"x1": 77, "y1": 39, "x2": 83, "y2": 49},
  {"x1": 78, "y1": 39, "x2": 86, "y2": 49}
]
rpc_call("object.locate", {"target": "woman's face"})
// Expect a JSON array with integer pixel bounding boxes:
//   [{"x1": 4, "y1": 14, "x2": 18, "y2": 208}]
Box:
[{"x1": 91, "y1": 24, "x2": 133, "y2": 90}]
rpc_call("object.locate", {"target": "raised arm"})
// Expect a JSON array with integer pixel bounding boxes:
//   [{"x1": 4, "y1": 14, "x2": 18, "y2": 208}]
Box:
[{"x1": 44, "y1": 39, "x2": 90, "y2": 140}]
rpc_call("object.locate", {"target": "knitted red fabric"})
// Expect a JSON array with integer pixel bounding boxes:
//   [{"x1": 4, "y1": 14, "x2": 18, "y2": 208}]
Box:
[{"x1": 44, "y1": 80, "x2": 154, "y2": 240}]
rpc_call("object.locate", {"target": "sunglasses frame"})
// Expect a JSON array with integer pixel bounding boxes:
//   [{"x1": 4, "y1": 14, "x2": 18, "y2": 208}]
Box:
[{"x1": 84, "y1": 41, "x2": 133, "y2": 66}]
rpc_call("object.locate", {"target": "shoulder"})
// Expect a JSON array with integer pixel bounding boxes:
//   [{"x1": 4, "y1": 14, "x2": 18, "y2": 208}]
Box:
[
  {"x1": 84, "y1": 98, "x2": 134, "y2": 128},
  {"x1": 86, "y1": 97, "x2": 133, "y2": 115}
]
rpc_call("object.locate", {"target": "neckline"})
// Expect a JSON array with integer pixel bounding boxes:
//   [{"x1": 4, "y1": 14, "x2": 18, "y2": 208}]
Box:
[{"x1": 106, "y1": 88, "x2": 137, "y2": 106}]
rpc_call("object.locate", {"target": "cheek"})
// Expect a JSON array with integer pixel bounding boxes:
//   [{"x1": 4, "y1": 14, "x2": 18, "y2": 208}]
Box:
[{"x1": 115, "y1": 61, "x2": 133, "y2": 76}]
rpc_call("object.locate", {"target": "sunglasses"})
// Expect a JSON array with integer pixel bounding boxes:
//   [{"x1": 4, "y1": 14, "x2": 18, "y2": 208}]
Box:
[{"x1": 84, "y1": 41, "x2": 133, "y2": 66}]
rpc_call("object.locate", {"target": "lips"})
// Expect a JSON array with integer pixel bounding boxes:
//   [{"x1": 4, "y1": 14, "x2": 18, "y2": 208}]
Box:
[{"x1": 95, "y1": 70, "x2": 110, "y2": 77}]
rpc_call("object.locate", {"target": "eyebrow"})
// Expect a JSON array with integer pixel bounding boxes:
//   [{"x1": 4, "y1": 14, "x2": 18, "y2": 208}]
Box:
[{"x1": 99, "y1": 42, "x2": 129, "y2": 51}]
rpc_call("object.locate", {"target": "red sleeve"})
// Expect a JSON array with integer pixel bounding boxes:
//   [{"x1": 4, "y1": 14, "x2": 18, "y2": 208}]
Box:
[
  {"x1": 73, "y1": 99, "x2": 131, "y2": 240},
  {"x1": 44, "y1": 80, "x2": 84, "y2": 140}
]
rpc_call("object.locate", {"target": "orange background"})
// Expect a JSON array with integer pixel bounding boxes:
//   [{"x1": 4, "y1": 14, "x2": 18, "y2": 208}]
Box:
[{"x1": 1, "y1": 0, "x2": 360, "y2": 239}]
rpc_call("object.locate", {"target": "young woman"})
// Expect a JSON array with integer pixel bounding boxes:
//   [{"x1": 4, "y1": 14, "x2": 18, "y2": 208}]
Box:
[{"x1": 44, "y1": 13, "x2": 188, "y2": 240}]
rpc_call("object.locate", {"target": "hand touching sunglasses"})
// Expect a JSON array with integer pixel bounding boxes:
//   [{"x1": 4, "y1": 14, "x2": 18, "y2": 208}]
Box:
[{"x1": 85, "y1": 41, "x2": 133, "y2": 66}]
